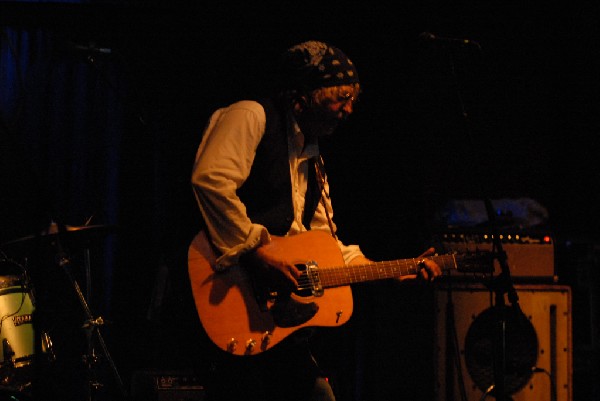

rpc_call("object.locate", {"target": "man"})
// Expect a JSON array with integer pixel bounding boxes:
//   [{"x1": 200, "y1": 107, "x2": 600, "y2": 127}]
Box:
[{"x1": 189, "y1": 40, "x2": 441, "y2": 401}]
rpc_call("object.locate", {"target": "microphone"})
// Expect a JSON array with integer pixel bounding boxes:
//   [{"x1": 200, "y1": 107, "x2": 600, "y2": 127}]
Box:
[
  {"x1": 74, "y1": 44, "x2": 112, "y2": 55},
  {"x1": 418, "y1": 32, "x2": 481, "y2": 48},
  {"x1": 69, "y1": 41, "x2": 112, "y2": 55}
]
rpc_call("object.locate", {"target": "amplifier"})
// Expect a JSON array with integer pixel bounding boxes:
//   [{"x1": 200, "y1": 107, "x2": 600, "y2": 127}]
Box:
[
  {"x1": 434, "y1": 230, "x2": 556, "y2": 281},
  {"x1": 131, "y1": 370, "x2": 205, "y2": 401}
]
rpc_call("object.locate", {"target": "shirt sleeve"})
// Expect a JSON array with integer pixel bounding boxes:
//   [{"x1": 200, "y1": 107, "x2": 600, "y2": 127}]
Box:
[{"x1": 191, "y1": 100, "x2": 271, "y2": 270}]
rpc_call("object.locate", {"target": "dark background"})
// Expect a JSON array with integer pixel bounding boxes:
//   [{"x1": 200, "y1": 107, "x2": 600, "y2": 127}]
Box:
[{"x1": 1, "y1": 1, "x2": 599, "y2": 400}]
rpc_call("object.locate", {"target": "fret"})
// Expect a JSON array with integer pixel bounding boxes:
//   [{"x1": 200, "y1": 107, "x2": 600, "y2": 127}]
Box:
[{"x1": 318, "y1": 254, "x2": 459, "y2": 288}]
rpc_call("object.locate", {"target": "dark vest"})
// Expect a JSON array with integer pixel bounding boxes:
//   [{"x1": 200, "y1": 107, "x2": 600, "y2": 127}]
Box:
[{"x1": 236, "y1": 97, "x2": 321, "y2": 236}]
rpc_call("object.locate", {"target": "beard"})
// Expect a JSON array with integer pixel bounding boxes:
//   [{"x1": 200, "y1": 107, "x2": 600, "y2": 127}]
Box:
[{"x1": 297, "y1": 106, "x2": 344, "y2": 139}]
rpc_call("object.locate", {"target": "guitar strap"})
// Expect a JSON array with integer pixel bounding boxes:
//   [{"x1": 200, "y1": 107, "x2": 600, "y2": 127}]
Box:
[{"x1": 314, "y1": 156, "x2": 338, "y2": 240}]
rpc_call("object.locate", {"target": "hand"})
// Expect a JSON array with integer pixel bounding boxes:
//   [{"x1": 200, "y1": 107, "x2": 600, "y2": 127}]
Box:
[
  {"x1": 416, "y1": 247, "x2": 443, "y2": 282},
  {"x1": 251, "y1": 238, "x2": 301, "y2": 288}
]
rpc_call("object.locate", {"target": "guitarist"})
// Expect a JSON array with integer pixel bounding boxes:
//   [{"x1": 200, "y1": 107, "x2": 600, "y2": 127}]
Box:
[{"x1": 190, "y1": 40, "x2": 442, "y2": 401}]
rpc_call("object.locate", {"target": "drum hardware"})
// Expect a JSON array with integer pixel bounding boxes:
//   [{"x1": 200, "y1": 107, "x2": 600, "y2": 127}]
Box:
[
  {"x1": 2, "y1": 340, "x2": 15, "y2": 367},
  {"x1": 50, "y1": 222, "x2": 126, "y2": 401},
  {"x1": 81, "y1": 316, "x2": 108, "y2": 394},
  {"x1": 0, "y1": 339, "x2": 16, "y2": 389},
  {"x1": 1, "y1": 221, "x2": 125, "y2": 400}
]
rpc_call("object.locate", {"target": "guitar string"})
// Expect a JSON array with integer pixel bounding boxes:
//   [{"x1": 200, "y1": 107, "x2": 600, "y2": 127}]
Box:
[
  {"x1": 295, "y1": 257, "x2": 455, "y2": 289},
  {"x1": 295, "y1": 254, "x2": 462, "y2": 290}
]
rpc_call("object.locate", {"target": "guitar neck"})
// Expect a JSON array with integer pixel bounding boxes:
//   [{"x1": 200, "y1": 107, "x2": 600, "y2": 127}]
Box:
[{"x1": 318, "y1": 254, "x2": 457, "y2": 288}]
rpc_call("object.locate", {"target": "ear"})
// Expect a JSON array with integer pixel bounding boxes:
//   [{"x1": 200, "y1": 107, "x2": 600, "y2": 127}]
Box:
[
  {"x1": 292, "y1": 95, "x2": 309, "y2": 114},
  {"x1": 297, "y1": 95, "x2": 309, "y2": 107}
]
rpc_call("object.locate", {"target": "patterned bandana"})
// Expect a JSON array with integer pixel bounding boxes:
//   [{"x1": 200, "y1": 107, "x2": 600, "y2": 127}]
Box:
[{"x1": 280, "y1": 40, "x2": 359, "y2": 91}]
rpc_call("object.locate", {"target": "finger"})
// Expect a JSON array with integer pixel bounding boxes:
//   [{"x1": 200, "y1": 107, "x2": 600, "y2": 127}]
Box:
[
  {"x1": 417, "y1": 247, "x2": 436, "y2": 258},
  {"x1": 289, "y1": 263, "x2": 301, "y2": 278},
  {"x1": 287, "y1": 273, "x2": 299, "y2": 288},
  {"x1": 419, "y1": 261, "x2": 441, "y2": 281},
  {"x1": 423, "y1": 262, "x2": 440, "y2": 279},
  {"x1": 417, "y1": 261, "x2": 428, "y2": 280},
  {"x1": 286, "y1": 264, "x2": 301, "y2": 287}
]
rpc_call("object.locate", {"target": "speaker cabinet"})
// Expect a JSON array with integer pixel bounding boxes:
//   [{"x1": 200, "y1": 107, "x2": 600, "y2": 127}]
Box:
[{"x1": 433, "y1": 283, "x2": 572, "y2": 401}]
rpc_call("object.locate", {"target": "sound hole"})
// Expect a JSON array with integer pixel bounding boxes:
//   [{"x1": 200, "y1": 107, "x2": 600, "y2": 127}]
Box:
[{"x1": 464, "y1": 305, "x2": 538, "y2": 396}]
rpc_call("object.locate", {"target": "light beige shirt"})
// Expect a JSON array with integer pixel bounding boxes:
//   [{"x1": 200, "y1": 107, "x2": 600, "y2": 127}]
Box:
[{"x1": 192, "y1": 100, "x2": 364, "y2": 270}]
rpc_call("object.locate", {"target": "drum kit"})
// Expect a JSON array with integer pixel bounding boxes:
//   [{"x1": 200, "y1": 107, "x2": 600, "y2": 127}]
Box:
[{"x1": 0, "y1": 221, "x2": 125, "y2": 401}]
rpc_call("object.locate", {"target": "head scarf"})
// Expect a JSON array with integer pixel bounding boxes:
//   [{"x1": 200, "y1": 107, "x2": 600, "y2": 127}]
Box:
[{"x1": 279, "y1": 40, "x2": 359, "y2": 91}]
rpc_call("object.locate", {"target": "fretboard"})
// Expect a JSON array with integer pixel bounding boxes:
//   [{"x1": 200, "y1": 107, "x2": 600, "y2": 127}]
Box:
[{"x1": 318, "y1": 254, "x2": 457, "y2": 288}]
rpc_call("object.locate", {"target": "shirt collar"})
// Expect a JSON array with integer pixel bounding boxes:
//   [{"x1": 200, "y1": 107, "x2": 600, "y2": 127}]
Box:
[{"x1": 287, "y1": 110, "x2": 319, "y2": 158}]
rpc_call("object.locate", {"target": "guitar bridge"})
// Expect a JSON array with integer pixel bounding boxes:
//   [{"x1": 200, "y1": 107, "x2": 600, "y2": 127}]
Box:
[{"x1": 305, "y1": 261, "x2": 324, "y2": 297}]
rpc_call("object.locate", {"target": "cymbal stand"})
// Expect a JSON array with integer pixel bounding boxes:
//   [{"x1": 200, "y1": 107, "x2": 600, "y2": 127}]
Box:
[
  {"x1": 54, "y1": 237, "x2": 127, "y2": 401},
  {"x1": 84, "y1": 247, "x2": 92, "y2": 304}
]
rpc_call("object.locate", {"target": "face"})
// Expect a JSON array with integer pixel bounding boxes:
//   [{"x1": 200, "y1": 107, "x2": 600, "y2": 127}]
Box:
[{"x1": 296, "y1": 85, "x2": 360, "y2": 139}]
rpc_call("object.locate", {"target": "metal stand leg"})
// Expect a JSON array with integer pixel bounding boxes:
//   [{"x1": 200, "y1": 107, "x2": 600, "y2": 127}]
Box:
[{"x1": 56, "y1": 252, "x2": 127, "y2": 401}]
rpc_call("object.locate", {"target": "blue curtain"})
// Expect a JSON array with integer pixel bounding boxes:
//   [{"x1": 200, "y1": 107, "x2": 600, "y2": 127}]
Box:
[
  {"x1": 0, "y1": 16, "x2": 137, "y2": 399},
  {"x1": 0, "y1": 8, "x2": 205, "y2": 397},
  {"x1": 1, "y1": 23, "x2": 125, "y2": 305}
]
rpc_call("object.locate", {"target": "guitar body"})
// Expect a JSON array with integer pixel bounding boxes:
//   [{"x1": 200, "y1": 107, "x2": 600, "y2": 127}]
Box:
[
  {"x1": 189, "y1": 229, "x2": 486, "y2": 356},
  {"x1": 188, "y1": 230, "x2": 353, "y2": 356}
]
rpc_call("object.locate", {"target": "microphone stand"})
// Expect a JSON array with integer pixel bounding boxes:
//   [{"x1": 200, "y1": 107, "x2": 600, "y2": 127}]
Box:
[
  {"x1": 435, "y1": 39, "x2": 522, "y2": 401},
  {"x1": 481, "y1": 200, "x2": 522, "y2": 401}
]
